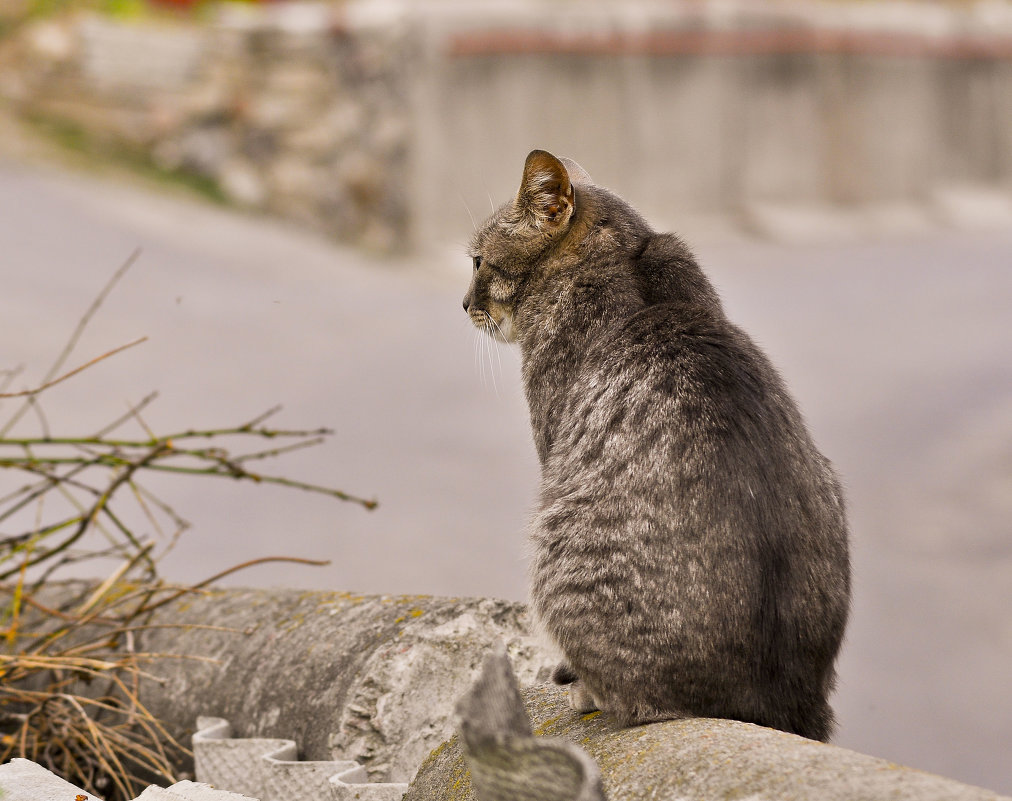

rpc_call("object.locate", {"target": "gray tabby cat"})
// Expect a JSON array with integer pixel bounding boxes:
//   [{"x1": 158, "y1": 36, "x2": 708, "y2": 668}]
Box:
[{"x1": 463, "y1": 150, "x2": 850, "y2": 741}]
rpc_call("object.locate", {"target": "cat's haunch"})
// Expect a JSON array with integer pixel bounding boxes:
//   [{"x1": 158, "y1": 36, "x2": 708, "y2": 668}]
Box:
[{"x1": 464, "y1": 149, "x2": 850, "y2": 741}]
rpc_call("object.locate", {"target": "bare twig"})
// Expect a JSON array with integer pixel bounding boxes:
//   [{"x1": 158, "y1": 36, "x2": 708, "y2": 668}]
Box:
[
  {"x1": 93, "y1": 392, "x2": 159, "y2": 440},
  {"x1": 0, "y1": 444, "x2": 169, "y2": 581},
  {"x1": 135, "y1": 555, "x2": 330, "y2": 616},
  {"x1": 0, "y1": 462, "x2": 97, "y2": 560},
  {"x1": 238, "y1": 404, "x2": 283, "y2": 431},
  {"x1": 1, "y1": 249, "x2": 141, "y2": 437},
  {"x1": 141, "y1": 462, "x2": 377, "y2": 508},
  {"x1": 26, "y1": 396, "x2": 51, "y2": 439},
  {"x1": 0, "y1": 337, "x2": 149, "y2": 400},
  {"x1": 233, "y1": 435, "x2": 326, "y2": 463}
]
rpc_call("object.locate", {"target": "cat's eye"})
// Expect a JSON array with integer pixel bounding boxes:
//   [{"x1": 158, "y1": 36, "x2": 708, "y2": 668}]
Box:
[{"x1": 472, "y1": 256, "x2": 482, "y2": 271}]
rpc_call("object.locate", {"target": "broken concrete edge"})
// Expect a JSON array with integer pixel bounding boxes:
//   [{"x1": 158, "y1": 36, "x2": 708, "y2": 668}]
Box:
[
  {"x1": 0, "y1": 758, "x2": 255, "y2": 801},
  {"x1": 456, "y1": 647, "x2": 605, "y2": 801}
]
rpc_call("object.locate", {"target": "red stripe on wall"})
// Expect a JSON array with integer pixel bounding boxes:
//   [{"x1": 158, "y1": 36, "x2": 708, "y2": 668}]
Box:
[{"x1": 447, "y1": 28, "x2": 1012, "y2": 60}]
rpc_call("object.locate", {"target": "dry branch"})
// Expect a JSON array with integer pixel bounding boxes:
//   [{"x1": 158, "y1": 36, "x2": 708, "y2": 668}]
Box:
[
  {"x1": 0, "y1": 338, "x2": 149, "y2": 399},
  {"x1": 1, "y1": 254, "x2": 376, "y2": 798}
]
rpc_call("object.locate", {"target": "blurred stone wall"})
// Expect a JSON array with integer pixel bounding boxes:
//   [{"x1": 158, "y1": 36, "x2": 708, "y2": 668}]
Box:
[
  {"x1": 2, "y1": 0, "x2": 1012, "y2": 252},
  {"x1": 0, "y1": 1, "x2": 411, "y2": 251}
]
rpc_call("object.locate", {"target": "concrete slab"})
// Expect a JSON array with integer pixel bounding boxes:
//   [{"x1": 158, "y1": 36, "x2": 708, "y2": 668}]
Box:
[
  {"x1": 0, "y1": 759, "x2": 260, "y2": 801},
  {"x1": 0, "y1": 758, "x2": 103, "y2": 801}
]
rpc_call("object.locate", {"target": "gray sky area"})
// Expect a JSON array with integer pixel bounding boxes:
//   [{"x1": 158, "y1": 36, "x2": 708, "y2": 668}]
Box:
[{"x1": 1, "y1": 156, "x2": 1010, "y2": 794}]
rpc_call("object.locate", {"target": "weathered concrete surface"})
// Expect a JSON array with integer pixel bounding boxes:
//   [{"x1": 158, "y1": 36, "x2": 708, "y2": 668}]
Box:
[
  {"x1": 123, "y1": 588, "x2": 551, "y2": 783},
  {"x1": 26, "y1": 586, "x2": 1010, "y2": 800},
  {"x1": 136, "y1": 782, "x2": 257, "y2": 801},
  {"x1": 408, "y1": 684, "x2": 1011, "y2": 801}
]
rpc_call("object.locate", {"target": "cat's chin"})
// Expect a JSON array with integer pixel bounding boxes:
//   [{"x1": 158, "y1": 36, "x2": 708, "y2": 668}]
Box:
[
  {"x1": 490, "y1": 315, "x2": 515, "y2": 343},
  {"x1": 469, "y1": 309, "x2": 515, "y2": 344},
  {"x1": 480, "y1": 316, "x2": 515, "y2": 344}
]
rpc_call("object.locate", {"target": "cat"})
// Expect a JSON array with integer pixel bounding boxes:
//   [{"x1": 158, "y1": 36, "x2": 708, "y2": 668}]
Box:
[{"x1": 462, "y1": 150, "x2": 850, "y2": 742}]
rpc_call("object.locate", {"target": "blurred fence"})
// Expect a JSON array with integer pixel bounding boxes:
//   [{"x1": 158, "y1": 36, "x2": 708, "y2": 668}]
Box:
[{"x1": 2, "y1": 0, "x2": 1011, "y2": 251}]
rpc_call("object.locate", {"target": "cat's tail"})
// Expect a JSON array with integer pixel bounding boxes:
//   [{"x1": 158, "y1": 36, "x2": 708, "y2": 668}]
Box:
[
  {"x1": 551, "y1": 661, "x2": 578, "y2": 685},
  {"x1": 752, "y1": 666, "x2": 837, "y2": 743}
]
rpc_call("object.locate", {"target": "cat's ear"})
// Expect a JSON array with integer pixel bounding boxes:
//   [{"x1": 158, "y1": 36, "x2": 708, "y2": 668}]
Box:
[
  {"x1": 559, "y1": 157, "x2": 592, "y2": 186},
  {"x1": 517, "y1": 150, "x2": 575, "y2": 230}
]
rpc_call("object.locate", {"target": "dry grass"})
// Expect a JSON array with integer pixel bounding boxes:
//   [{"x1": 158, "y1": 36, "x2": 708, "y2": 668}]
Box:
[{"x1": 0, "y1": 251, "x2": 375, "y2": 799}]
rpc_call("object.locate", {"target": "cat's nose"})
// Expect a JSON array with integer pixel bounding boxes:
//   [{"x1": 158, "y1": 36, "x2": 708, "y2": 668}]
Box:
[{"x1": 462, "y1": 292, "x2": 471, "y2": 312}]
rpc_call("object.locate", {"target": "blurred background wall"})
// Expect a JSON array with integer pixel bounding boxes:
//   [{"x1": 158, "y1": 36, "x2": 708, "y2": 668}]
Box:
[
  {"x1": 413, "y1": 0, "x2": 1012, "y2": 245},
  {"x1": 3, "y1": 0, "x2": 1012, "y2": 251}
]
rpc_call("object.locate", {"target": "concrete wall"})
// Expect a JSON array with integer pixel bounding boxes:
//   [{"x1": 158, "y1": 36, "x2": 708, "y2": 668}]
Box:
[
  {"x1": 3, "y1": 0, "x2": 1012, "y2": 251},
  {"x1": 410, "y1": 0, "x2": 1012, "y2": 246},
  {"x1": 83, "y1": 587, "x2": 551, "y2": 784}
]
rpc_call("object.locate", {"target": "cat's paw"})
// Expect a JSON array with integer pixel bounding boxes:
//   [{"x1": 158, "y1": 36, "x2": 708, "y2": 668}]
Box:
[{"x1": 568, "y1": 680, "x2": 600, "y2": 714}]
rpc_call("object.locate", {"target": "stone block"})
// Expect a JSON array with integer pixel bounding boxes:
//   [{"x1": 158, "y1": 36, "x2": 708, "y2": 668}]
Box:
[
  {"x1": 78, "y1": 15, "x2": 209, "y2": 96},
  {"x1": 0, "y1": 759, "x2": 259, "y2": 801}
]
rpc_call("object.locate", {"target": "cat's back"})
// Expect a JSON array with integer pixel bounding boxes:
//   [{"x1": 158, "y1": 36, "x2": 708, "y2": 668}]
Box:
[{"x1": 553, "y1": 236, "x2": 808, "y2": 484}]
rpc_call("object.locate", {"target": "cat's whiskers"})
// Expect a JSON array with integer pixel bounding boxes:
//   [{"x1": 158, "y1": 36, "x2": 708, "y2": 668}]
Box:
[
  {"x1": 482, "y1": 314, "x2": 499, "y2": 395},
  {"x1": 472, "y1": 326, "x2": 483, "y2": 387},
  {"x1": 488, "y1": 331, "x2": 500, "y2": 396},
  {"x1": 487, "y1": 312, "x2": 508, "y2": 344},
  {"x1": 485, "y1": 314, "x2": 507, "y2": 391},
  {"x1": 468, "y1": 310, "x2": 503, "y2": 395},
  {"x1": 474, "y1": 324, "x2": 489, "y2": 390},
  {"x1": 483, "y1": 327, "x2": 495, "y2": 392},
  {"x1": 459, "y1": 191, "x2": 477, "y2": 231},
  {"x1": 467, "y1": 314, "x2": 485, "y2": 389}
]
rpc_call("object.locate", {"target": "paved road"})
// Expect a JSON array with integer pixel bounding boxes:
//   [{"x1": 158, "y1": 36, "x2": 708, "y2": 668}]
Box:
[{"x1": 1, "y1": 157, "x2": 1010, "y2": 794}]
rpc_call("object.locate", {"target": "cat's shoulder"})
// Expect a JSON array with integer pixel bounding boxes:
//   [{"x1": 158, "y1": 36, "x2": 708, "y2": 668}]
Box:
[{"x1": 626, "y1": 232, "x2": 723, "y2": 314}]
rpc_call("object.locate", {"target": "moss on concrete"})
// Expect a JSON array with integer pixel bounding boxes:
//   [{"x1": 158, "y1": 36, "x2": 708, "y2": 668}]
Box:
[{"x1": 406, "y1": 684, "x2": 1010, "y2": 801}]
